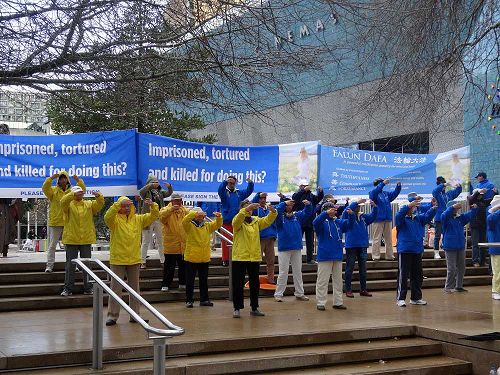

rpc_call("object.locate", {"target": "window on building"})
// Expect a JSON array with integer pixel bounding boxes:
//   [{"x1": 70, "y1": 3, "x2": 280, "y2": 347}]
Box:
[{"x1": 358, "y1": 131, "x2": 429, "y2": 154}]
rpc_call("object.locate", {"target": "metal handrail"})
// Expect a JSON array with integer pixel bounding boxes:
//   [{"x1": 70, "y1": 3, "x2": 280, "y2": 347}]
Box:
[{"x1": 73, "y1": 258, "x2": 184, "y2": 373}]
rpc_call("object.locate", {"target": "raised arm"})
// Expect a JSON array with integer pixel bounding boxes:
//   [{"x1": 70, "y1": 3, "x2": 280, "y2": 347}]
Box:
[
  {"x1": 388, "y1": 182, "x2": 402, "y2": 202},
  {"x1": 161, "y1": 183, "x2": 173, "y2": 198},
  {"x1": 447, "y1": 184, "x2": 462, "y2": 200},
  {"x1": 238, "y1": 179, "x2": 254, "y2": 201},
  {"x1": 181, "y1": 210, "x2": 197, "y2": 234},
  {"x1": 432, "y1": 183, "x2": 445, "y2": 199},
  {"x1": 297, "y1": 203, "x2": 314, "y2": 225},
  {"x1": 42, "y1": 177, "x2": 55, "y2": 200},
  {"x1": 232, "y1": 208, "x2": 249, "y2": 231},
  {"x1": 104, "y1": 201, "x2": 120, "y2": 230},
  {"x1": 395, "y1": 205, "x2": 410, "y2": 227},
  {"x1": 140, "y1": 202, "x2": 159, "y2": 228},
  {"x1": 460, "y1": 206, "x2": 477, "y2": 226},
  {"x1": 369, "y1": 182, "x2": 384, "y2": 201},
  {"x1": 91, "y1": 192, "x2": 105, "y2": 215},
  {"x1": 313, "y1": 211, "x2": 328, "y2": 233},
  {"x1": 60, "y1": 192, "x2": 74, "y2": 213},
  {"x1": 218, "y1": 181, "x2": 228, "y2": 204}
]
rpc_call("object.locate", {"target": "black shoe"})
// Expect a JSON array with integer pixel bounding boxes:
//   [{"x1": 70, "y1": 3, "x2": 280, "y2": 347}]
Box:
[
  {"x1": 200, "y1": 301, "x2": 214, "y2": 307},
  {"x1": 333, "y1": 305, "x2": 347, "y2": 310},
  {"x1": 250, "y1": 309, "x2": 265, "y2": 316},
  {"x1": 129, "y1": 317, "x2": 149, "y2": 323},
  {"x1": 186, "y1": 302, "x2": 194, "y2": 308},
  {"x1": 105, "y1": 319, "x2": 116, "y2": 326},
  {"x1": 454, "y1": 288, "x2": 468, "y2": 293}
]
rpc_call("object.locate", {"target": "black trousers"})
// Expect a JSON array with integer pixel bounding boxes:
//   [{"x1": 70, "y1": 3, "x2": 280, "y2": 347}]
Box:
[
  {"x1": 232, "y1": 261, "x2": 260, "y2": 311},
  {"x1": 185, "y1": 261, "x2": 209, "y2": 303},
  {"x1": 162, "y1": 254, "x2": 186, "y2": 287},
  {"x1": 396, "y1": 253, "x2": 423, "y2": 301},
  {"x1": 302, "y1": 226, "x2": 315, "y2": 262}
]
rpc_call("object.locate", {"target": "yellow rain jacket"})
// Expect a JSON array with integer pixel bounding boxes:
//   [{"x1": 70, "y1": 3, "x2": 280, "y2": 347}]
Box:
[
  {"x1": 105, "y1": 197, "x2": 159, "y2": 265},
  {"x1": 60, "y1": 192, "x2": 104, "y2": 245},
  {"x1": 182, "y1": 211, "x2": 223, "y2": 263},
  {"x1": 232, "y1": 208, "x2": 277, "y2": 262},
  {"x1": 42, "y1": 171, "x2": 86, "y2": 226},
  {"x1": 159, "y1": 203, "x2": 189, "y2": 254}
]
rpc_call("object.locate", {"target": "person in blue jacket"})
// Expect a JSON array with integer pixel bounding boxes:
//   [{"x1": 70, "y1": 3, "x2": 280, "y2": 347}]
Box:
[
  {"x1": 273, "y1": 198, "x2": 313, "y2": 302},
  {"x1": 441, "y1": 201, "x2": 477, "y2": 293},
  {"x1": 369, "y1": 178, "x2": 401, "y2": 261},
  {"x1": 313, "y1": 202, "x2": 354, "y2": 311},
  {"x1": 292, "y1": 180, "x2": 324, "y2": 264},
  {"x1": 432, "y1": 176, "x2": 462, "y2": 259},
  {"x1": 407, "y1": 192, "x2": 433, "y2": 248},
  {"x1": 487, "y1": 195, "x2": 500, "y2": 300},
  {"x1": 251, "y1": 192, "x2": 278, "y2": 284},
  {"x1": 395, "y1": 200, "x2": 436, "y2": 307},
  {"x1": 342, "y1": 198, "x2": 378, "y2": 298},
  {"x1": 217, "y1": 176, "x2": 254, "y2": 266}
]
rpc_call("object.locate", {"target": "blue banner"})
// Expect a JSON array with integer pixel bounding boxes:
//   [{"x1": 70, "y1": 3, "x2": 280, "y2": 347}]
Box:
[
  {"x1": 137, "y1": 133, "x2": 280, "y2": 201},
  {"x1": 318, "y1": 145, "x2": 470, "y2": 200},
  {"x1": 0, "y1": 130, "x2": 138, "y2": 198}
]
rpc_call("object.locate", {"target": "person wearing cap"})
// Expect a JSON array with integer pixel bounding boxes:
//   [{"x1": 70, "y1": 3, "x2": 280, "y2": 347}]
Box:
[
  {"x1": 273, "y1": 198, "x2": 313, "y2": 302},
  {"x1": 59, "y1": 187, "x2": 104, "y2": 296},
  {"x1": 231, "y1": 200, "x2": 277, "y2": 318},
  {"x1": 104, "y1": 196, "x2": 159, "y2": 326},
  {"x1": 42, "y1": 171, "x2": 86, "y2": 273},
  {"x1": 139, "y1": 175, "x2": 173, "y2": 268},
  {"x1": 181, "y1": 207, "x2": 223, "y2": 308},
  {"x1": 313, "y1": 202, "x2": 354, "y2": 311},
  {"x1": 395, "y1": 199, "x2": 437, "y2": 307},
  {"x1": 487, "y1": 195, "x2": 500, "y2": 300},
  {"x1": 368, "y1": 178, "x2": 401, "y2": 261},
  {"x1": 292, "y1": 180, "x2": 324, "y2": 264},
  {"x1": 218, "y1": 175, "x2": 254, "y2": 266},
  {"x1": 159, "y1": 193, "x2": 188, "y2": 292},
  {"x1": 342, "y1": 199, "x2": 378, "y2": 298},
  {"x1": 441, "y1": 201, "x2": 477, "y2": 293},
  {"x1": 431, "y1": 176, "x2": 462, "y2": 259},
  {"x1": 251, "y1": 192, "x2": 277, "y2": 284},
  {"x1": 469, "y1": 172, "x2": 497, "y2": 267}
]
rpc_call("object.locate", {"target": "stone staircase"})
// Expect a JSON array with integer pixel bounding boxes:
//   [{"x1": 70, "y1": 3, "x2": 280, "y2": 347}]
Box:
[
  {"x1": 2, "y1": 325, "x2": 472, "y2": 374},
  {"x1": 0, "y1": 250, "x2": 491, "y2": 312}
]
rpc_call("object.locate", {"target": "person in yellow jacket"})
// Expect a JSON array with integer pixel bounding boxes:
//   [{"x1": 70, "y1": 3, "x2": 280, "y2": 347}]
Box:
[
  {"x1": 42, "y1": 171, "x2": 86, "y2": 273},
  {"x1": 60, "y1": 186, "x2": 104, "y2": 296},
  {"x1": 104, "y1": 196, "x2": 159, "y2": 326},
  {"x1": 159, "y1": 193, "x2": 188, "y2": 291},
  {"x1": 232, "y1": 200, "x2": 277, "y2": 318},
  {"x1": 182, "y1": 207, "x2": 223, "y2": 308}
]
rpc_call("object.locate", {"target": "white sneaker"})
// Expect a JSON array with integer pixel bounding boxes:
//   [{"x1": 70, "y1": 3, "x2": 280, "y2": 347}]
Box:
[
  {"x1": 295, "y1": 295, "x2": 310, "y2": 301},
  {"x1": 44, "y1": 267, "x2": 53, "y2": 273},
  {"x1": 396, "y1": 300, "x2": 406, "y2": 307},
  {"x1": 492, "y1": 293, "x2": 500, "y2": 300},
  {"x1": 179, "y1": 284, "x2": 186, "y2": 290},
  {"x1": 410, "y1": 299, "x2": 427, "y2": 305},
  {"x1": 60, "y1": 289, "x2": 72, "y2": 297},
  {"x1": 434, "y1": 251, "x2": 441, "y2": 259},
  {"x1": 161, "y1": 287, "x2": 169, "y2": 292},
  {"x1": 274, "y1": 296, "x2": 283, "y2": 302}
]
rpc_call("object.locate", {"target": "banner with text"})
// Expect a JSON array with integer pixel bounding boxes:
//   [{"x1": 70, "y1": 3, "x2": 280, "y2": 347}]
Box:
[
  {"x1": 137, "y1": 133, "x2": 287, "y2": 201},
  {"x1": 0, "y1": 130, "x2": 138, "y2": 198},
  {"x1": 318, "y1": 145, "x2": 470, "y2": 200}
]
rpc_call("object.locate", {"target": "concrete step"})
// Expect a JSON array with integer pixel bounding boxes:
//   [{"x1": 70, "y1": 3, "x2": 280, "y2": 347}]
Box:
[
  {"x1": 1, "y1": 325, "x2": 416, "y2": 370},
  {"x1": 4, "y1": 336, "x2": 455, "y2": 374},
  {"x1": 0, "y1": 274, "x2": 491, "y2": 311},
  {"x1": 266, "y1": 356, "x2": 472, "y2": 374},
  {"x1": 0, "y1": 266, "x2": 490, "y2": 297},
  {"x1": 0, "y1": 249, "x2": 475, "y2": 273}
]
